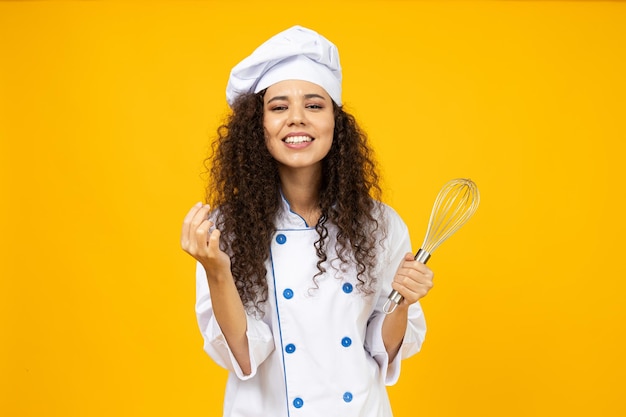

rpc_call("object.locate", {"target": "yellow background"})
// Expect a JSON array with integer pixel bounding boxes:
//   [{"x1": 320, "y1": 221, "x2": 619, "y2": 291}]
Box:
[{"x1": 1, "y1": 1, "x2": 625, "y2": 416}]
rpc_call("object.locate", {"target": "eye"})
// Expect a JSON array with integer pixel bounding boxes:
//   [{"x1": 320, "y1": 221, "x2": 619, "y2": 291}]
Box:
[
  {"x1": 306, "y1": 103, "x2": 324, "y2": 110},
  {"x1": 269, "y1": 105, "x2": 287, "y2": 112}
]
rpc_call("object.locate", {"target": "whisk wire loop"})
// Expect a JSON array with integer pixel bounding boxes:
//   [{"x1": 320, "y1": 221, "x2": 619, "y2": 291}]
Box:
[
  {"x1": 382, "y1": 178, "x2": 480, "y2": 314},
  {"x1": 428, "y1": 184, "x2": 476, "y2": 253}
]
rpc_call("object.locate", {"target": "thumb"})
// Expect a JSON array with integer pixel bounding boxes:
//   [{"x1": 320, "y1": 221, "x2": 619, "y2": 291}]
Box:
[{"x1": 208, "y1": 228, "x2": 221, "y2": 253}]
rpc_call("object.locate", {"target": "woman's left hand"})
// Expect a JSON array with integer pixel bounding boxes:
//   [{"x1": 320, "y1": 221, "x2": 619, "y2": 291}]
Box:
[{"x1": 391, "y1": 252, "x2": 434, "y2": 306}]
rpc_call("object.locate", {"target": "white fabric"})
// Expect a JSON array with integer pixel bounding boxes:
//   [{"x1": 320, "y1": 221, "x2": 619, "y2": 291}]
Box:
[
  {"x1": 226, "y1": 25, "x2": 343, "y2": 106},
  {"x1": 195, "y1": 197, "x2": 426, "y2": 417}
]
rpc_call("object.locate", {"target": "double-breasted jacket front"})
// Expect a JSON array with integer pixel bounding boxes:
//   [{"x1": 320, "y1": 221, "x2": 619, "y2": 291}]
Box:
[{"x1": 196, "y1": 198, "x2": 426, "y2": 417}]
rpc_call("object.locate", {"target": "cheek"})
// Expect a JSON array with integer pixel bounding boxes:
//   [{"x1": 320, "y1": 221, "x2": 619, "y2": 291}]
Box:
[
  {"x1": 324, "y1": 119, "x2": 335, "y2": 139},
  {"x1": 263, "y1": 128, "x2": 278, "y2": 156},
  {"x1": 262, "y1": 121, "x2": 276, "y2": 150},
  {"x1": 262, "y1": 114, "x2": 281, "y2": 137}
]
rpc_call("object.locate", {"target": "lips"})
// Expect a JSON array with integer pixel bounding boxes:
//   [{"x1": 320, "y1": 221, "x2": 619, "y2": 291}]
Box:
[{"x1": 283, "y1": 135, "x2": 314, "y2": 144}]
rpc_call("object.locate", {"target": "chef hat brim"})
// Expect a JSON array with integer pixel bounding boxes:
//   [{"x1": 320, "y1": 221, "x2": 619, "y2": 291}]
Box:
[{"x1": 226, "y1": 26, "x2": 343, "y2": 106}]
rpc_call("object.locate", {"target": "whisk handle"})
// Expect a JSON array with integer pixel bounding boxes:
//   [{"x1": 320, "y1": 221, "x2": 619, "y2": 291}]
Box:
[
  {"x1": 414, "y1": 248, "x2": 431, "y2": 264},
  {"x1": 382, "y1": 249, "x2": 431, "y2": 314}
]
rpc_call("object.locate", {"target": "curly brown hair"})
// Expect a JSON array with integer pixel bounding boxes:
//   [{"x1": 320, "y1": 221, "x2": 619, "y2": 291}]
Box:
[{"x1": 205, "y1": 91, "x2": 384, "y2": 313}]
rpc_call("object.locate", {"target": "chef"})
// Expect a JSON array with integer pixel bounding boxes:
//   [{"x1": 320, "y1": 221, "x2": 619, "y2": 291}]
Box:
[{"x1": 181, "y1": 25, "x2": 434, "y2": 417}]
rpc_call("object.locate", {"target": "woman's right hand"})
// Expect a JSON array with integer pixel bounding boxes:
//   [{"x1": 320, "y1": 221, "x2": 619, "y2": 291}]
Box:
[
  {"x1": 180, "y1": 202, "x2": 232, "y2": 281},
  {"x1": 182, "y1": 203, "x2": 251, "y2": 374}
]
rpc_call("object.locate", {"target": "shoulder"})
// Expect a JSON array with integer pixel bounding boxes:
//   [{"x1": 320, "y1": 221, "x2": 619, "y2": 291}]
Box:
[
  {"x1": 371, "y1": 200, "x2": 410, "y2": 252},
  {"x1": 373, "y1": 200, "x2": 408, "y2": 231},
  {"x1": 370, "y1": 201, "x2": 413, "y2": 274}
]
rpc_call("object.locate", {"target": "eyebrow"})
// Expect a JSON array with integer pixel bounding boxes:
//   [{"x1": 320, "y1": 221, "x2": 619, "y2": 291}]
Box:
[{"x1": 266, "y1": 93, "x2": 327, "y2": 103}]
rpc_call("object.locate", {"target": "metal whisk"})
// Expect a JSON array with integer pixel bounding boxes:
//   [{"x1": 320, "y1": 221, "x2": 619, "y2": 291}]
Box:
[{"x1": 383, "y1": 178, "x2": 480, "y2": 314}]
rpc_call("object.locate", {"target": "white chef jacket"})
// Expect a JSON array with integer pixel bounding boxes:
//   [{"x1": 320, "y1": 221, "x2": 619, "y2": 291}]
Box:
[{"x1": 196, "y1": 197, "x2": 426, "y2": 417}]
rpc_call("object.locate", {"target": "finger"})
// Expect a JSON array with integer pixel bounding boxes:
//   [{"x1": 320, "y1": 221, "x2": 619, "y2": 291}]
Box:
[
  {"x1": 190, "y1": 204, "x2": 212, "y2": 228},
  {"x1": 392, "y1": 279, "x2": 432, "y2": 304},
  {"x1": 400, "y1": 260, "x2": 434, "y2": 280},
  {"x1": 390, "y1": 280, "x2": 419, "y2": 304},
  {"x1": 394, "y1": 267, "x2": 433, "y2": 295},
  {"x1": 413, "y1": 261, "x2": 433, "y2": 276},
  {"x1": 207, "y1": 228, "x2": 222, "y2": 256},
  {"x1": 396, "y1": 262, "x2": 424, "y2": 279},
  {"x1": 181, "y1": 202, "x2": 203, "y2": 249},
  {"x1": 398, "y1": 252, "x2": 414, "y2": 268},
  {"x1": 192, "y1": 219, "x2": 214, "y2": 255},
  {"x1": 186, "y1": 204, "x2": 212, "y2": 247},
  {"x1": 394, "y1": 268, "x2": 420, "y2": 289},
  {"x1": 400, "y1": 267, "x2": 434, "y2": 288}
]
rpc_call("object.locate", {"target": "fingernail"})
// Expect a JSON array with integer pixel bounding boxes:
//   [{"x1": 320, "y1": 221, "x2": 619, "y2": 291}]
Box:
[{"x1": 195, "y1": 202, "x2": 202, "y2": 207}]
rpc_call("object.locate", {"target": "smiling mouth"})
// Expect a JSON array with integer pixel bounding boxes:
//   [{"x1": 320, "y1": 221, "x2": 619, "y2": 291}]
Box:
[{"x1": 283, "y1": 135, "x2": 314, "y2": 144}]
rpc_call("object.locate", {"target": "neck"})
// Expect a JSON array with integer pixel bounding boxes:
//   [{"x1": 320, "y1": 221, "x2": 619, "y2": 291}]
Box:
[{"x1": 278, "y1": 166, "x2": 322, "y2": 225}]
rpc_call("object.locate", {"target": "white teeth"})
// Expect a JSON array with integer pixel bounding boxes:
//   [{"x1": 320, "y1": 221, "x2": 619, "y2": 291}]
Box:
[{"x1": 284, "y1": 135, "x2": 312, "y2": 144}]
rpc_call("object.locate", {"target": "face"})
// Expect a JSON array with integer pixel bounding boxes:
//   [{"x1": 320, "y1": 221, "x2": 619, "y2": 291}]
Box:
[{"x1": 263, "y1": 80, "x2": 335, "y2": 174}]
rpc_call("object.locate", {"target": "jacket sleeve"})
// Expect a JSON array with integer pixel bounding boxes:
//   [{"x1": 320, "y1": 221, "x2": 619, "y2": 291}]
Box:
[
  {"x1": 195, "y1": 262, "x2": 275, "y2": 380},
  {"x1": 364, "y1": 205, "x2": 427, "y2": 386}
]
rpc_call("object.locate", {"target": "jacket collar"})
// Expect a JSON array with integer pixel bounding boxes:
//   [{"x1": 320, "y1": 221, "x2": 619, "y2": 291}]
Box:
[{"x1": 277, "y1": 190, "x2": 315, "y2": 229}]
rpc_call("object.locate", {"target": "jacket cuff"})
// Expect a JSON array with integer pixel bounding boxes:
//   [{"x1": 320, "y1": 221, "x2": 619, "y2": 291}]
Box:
[{"x1": 206, "y1": 314, "x2": 275, "y2": 380}]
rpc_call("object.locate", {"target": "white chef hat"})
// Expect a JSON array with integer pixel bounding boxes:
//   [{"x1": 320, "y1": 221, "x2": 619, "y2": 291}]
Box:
[{"x1": 226, "y1": 25, "x2": 343, "y2": 107}]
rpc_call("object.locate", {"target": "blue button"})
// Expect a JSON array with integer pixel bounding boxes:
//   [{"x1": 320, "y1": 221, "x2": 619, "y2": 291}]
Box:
[
  {"x1": 341, "y1": 337, "x2": 352, "y2": 347},
  {"x1": 343, "y1": 392, "x2": 353, "y2": 403},
  {"x1": 285, "y1": 343, "x2": 296, "y2": 354},
  {"x1": 293, "y1": 397, "x2": 304, "y2": 408},
  {"x1": 276, "y1": 234, "x2": 287, "y2": 244},
  {"x1": 342, "y1": 283, "x2": 353, "y2": 293},
  {"x1": 283, "y1": 288, "x2": 294, "y2": 299}
]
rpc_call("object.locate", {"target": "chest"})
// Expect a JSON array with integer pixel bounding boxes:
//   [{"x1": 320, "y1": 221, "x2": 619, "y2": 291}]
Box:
[{"x1": 267, "y1": 228, "x2": 377, "y2": 336}]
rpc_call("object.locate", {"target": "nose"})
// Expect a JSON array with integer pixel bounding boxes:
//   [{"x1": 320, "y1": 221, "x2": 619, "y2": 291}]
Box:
[{"x1": 288, "y1": 106, "x2": 306, "y2": 125}]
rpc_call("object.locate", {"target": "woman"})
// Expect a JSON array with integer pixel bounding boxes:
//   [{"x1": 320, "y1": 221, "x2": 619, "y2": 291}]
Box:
[{"x1": 181, "y1": 26, "x2": 434, "y2": 417}]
